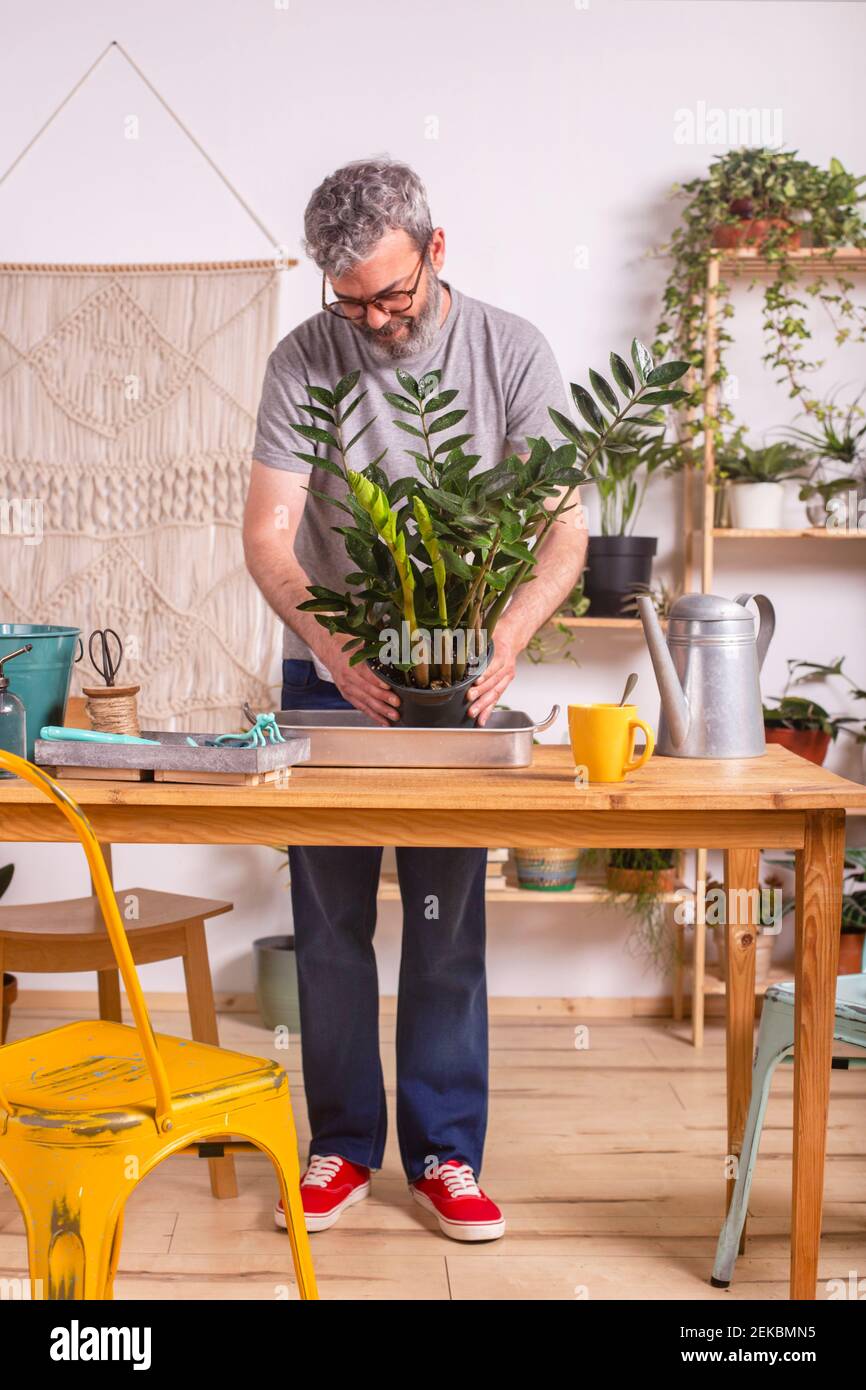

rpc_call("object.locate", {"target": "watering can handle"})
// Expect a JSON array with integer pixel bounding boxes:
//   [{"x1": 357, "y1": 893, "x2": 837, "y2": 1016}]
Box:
[{"x1": 734, "y1": 593, "x2": 775, "y2": 671}]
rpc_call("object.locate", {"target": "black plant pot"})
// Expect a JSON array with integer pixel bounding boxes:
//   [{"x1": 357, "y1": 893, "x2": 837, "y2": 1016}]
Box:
[
  {"x1": 371, "y1": 643, "x2": 492, "y2": 728},
  {"x1": 583, "y1": 536, "x2": 657, "y2": 618}
]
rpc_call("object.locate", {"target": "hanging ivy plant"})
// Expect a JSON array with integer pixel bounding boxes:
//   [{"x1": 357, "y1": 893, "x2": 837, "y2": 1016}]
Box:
[{"x1": 653, "y1": 147, "x2": 866, "y2": 438}]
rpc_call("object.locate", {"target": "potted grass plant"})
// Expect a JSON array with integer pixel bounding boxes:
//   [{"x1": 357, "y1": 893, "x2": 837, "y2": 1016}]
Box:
[
  {"x1": 783, "y1": 392, "x2": 866, "y2": 526},
  {"x1": 550, "y1": 389, "x2": 684, "y2": 617},
  {"x1": 292, "y1": 341, "x2": 688, "y2": 725},
  {"x1": 716, "y1": 440, "x2": 808, "y2": 529}
]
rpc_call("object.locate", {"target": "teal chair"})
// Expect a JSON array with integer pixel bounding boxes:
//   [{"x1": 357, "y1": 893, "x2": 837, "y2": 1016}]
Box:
[{"x1": 712, "y1": 971, "x2": 866, "y2": 1287}]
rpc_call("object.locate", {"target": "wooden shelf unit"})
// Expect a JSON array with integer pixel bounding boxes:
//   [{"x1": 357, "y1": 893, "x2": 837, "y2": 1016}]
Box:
[
  {"x1": 684, "y1": 245, "x2": 866, "y2": 594},
  {"x1": 714, "y1": 527, "x2": 866, "y2": 541},
  {"x1": 378, "y1": 870, "x2": 692, "y2": 907},
  {"x1": 677, "y1": 246, "x2": 866, "y2": 1045}
]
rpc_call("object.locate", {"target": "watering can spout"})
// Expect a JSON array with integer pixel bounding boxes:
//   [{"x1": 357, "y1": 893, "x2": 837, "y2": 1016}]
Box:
[{"x1": 636, "y1": 595, "x2": 690, "y2": 751}]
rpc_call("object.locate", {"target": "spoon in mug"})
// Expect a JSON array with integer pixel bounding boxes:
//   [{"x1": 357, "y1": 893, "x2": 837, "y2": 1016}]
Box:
[{"x1": 618, "y1": 672, "x2": 638, "y2": 707}]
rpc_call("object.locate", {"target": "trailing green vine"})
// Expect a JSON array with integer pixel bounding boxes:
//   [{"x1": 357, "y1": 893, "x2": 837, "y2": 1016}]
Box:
[{"x1": 653, "y1": 147, "x2": 866, "y2": 440}]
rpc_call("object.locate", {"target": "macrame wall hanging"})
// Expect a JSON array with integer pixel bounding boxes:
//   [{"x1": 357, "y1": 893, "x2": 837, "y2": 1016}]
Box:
[{"x1": 0, "y1": 42, "x2": 296, "y2": 729}]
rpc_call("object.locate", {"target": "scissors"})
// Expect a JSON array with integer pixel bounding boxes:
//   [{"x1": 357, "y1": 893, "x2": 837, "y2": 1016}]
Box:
[{"x1": 88, "y1": 628, "x2": 124, "y2": 687}]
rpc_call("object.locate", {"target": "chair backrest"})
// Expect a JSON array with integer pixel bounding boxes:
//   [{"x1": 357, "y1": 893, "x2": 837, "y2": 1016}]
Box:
[{"x1": 0, "y1": 750, "x2": 174, "y2": 1129}]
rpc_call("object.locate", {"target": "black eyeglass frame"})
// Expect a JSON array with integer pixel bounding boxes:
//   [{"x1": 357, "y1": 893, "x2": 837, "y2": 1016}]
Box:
[{"x1": 321, "y1": 244, "x2": 429, "y2": 321}]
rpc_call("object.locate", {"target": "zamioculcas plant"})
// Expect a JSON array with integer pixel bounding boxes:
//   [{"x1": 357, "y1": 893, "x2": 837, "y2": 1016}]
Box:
[{"x1": 292, "y1": 341, "x2": 688, "y2": 725}]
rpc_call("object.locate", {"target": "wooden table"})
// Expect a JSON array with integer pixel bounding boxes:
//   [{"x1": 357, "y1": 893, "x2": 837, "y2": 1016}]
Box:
[{"x1": 1, "y1": 743, "x2": 864, "y2": 1300}]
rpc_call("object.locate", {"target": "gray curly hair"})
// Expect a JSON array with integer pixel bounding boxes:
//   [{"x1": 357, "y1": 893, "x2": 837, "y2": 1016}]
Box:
[{"x1": 303, "y1": 158, "x2": 433, "y2": 278}]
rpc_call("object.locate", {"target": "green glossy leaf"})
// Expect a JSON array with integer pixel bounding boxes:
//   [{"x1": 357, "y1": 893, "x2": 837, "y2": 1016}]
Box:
[
  {"x1": 345, "y1": 417, "x2": 376, "y2": 451},
  {"x1": 298, "y1": 402, "x2": 335, "y2": 425},
  {"x1": 433, "y1": 433, "x2": 473, "y2": 456},
  {"x1": 499, "y1": 539, "x2": 536, "y2": 563},
  {"x1": 418, "y1": 370, "x2": 441, "y2": 398},
  {"x1": 428, "y1": 409, "x2": 468, "y2": 435},
  {"x1": 338, "y1": 390, "x2": 368, "y2": 424},
  {"x1": 393, "y1": 419, "x2": 426, "y2": 438},
  {"x1": 609, "y1": 352, "x2": 636, "y2": 396},
  {"x1": 631, "y1": 339, "x2": 654, "y2": 383},
  {"x1": 644, "y1": 360, "x2": 690, "y2": 387},
  {"x1": 571, "y1": 384, "x2": 606, "y2": 434},
  {"x1": 589, "y1": 369, "x2": 619, "y2": 415},
  {"x1": 383, "y1": 391, "x2": 420, "y2": 415},
  {"x1": 334, "y1": 371, "x2": 361, "y2": 403},
  {"x1": 307, "y1": 384, "x2": 335, "y2": 408},
  {"x1": 292, "y1": 423, "x2": 339, "y2": 448},
  {"x1": 292, "y1": 451, "x2": 344, "y2": 479},
  {"x1": 395, "y1": 368, "x2": 420, "y2": 398},
  {"x1": 639, "y1": 389, "x2": 689, "y2": 405},
  {"x1": 423, "y1": 390, "x2": 459, "y2": 412}
]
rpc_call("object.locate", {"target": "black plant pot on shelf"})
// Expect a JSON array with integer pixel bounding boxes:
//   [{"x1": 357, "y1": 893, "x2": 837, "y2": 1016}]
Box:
[
  {"x1": 370, "y1": 642, "x2": 492, "y2": 728},
  {"x1": 583, "y1": 536, "x2": 657, "y2": 618}
]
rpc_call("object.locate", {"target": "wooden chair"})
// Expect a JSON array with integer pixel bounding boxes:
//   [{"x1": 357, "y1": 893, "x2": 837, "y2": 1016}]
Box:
[
  {"x1": 0, "y1": 697, "x2": 238, "y2": 1198},
  {"x1": 0, "y1": 748, "x2": 316, "y2": 1301}
]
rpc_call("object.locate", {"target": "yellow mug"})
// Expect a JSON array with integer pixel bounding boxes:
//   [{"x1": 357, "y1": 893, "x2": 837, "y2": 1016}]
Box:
[{"x1": 567, "y1": 703, "x2": 655, "y2": 783}]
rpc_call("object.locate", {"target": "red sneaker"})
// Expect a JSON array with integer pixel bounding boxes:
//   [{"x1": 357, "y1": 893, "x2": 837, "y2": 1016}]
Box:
[
  {"x1": 411, "y1": 1160, "x2": 505, "y2": 1242},
  {"x1": 275, "y1": 1154, "x2": 371, "y2": 1233}
]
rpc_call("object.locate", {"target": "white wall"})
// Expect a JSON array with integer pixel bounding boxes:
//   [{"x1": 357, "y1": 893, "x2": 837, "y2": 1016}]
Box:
[{"x1": 1, "y1": 0, "x2": 864, "y2": 997}]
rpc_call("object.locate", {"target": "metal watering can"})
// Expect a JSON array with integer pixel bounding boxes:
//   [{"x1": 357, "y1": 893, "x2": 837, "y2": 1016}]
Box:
[{"x1": 636, "y1": 592, "x2": 775, "y2": 759}]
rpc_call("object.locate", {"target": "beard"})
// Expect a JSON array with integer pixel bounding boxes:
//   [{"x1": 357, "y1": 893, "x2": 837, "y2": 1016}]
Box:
[{"x1": 354, "y1": 264, "x2": 443, "y2": 361}]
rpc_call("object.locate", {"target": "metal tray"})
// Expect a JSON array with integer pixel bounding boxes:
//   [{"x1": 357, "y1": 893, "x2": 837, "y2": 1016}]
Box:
[
  {"x1": 34, "y1": 729, "x2": 310, "y2": 776},
  {"x1": 275, "y1": 706, "x2": 559, "y2": 768}
]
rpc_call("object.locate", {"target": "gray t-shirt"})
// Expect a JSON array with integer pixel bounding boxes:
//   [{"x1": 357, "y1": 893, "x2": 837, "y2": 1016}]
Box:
[{"x1": 253, "y1": 285, "x2": 570, "y2": 664}]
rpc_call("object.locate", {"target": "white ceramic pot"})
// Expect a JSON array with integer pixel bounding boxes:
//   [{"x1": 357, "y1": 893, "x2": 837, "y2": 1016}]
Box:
[
  {"x1": 782, "y1": 478, "x2": 810, "y2": 528},
  {"x1": 728, "y1": 481, "x2": 785, "y2": 530}
]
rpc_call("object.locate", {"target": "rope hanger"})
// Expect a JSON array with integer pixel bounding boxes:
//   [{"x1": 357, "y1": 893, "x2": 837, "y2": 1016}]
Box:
[{"x1": 0, "y1": 39, "x2": 293, "y2": 264}]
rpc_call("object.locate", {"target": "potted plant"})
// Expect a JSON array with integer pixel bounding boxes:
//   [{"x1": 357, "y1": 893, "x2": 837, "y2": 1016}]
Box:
[
  {"x1": 840, "y1": 849, "x2": 866, "y2": 974},
  {"x1": 566, "y1": 421, "x2": 682, "y2": 617},
  {"x1": 716, "y1": 440, "x2": 809, "y2": 529},
  {"x1": 513, "y1": 848, "x2": 581, "y2": 892},
  {"x1": 763, "y1": 657, "x2": 865, "y2": 764},
  {"x1": 655, "y1": 148, "x2": 866, "y2": 425},
  {"x1": 606, "y1": 848, "x2": 677, "y2": 896},
  {"x1": 783, "y1": 392, "x2": 866, "y2": 526},
  {"x1": 293, "y1": 341, "x2": 688, "y2": 725}
]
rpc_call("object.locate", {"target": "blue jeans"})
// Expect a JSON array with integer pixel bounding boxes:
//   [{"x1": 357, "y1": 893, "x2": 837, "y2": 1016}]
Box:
[{"x1": 283, "y1": 658, "x2": 489, "y2": 1182}]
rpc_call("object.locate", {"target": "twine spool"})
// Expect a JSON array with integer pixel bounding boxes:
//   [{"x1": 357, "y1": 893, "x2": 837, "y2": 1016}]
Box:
[{"x1": 82, "y1": 684, "x2": 142, "y2": 736}]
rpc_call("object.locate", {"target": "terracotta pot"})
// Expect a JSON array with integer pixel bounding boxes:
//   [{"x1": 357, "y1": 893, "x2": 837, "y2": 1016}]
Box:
[
  {"x1": 839, "y1": 932, "x2": 865, "y2": 975},
  {"x1": 712, "y1": 219, "x2": 801, "y2": 250},
  {"x1": 764, "y1": 726, "x2": 831, "y2": 766},
  {"x1": 606, "y1": 865, "x2": 676, "y2": 895}
]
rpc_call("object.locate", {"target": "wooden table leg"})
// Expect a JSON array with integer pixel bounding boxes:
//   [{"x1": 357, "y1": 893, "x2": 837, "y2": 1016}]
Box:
[
  {"x1": 791, "y1": 810, "x2": 844, "y2": 1300},
  {"x1": 183, "y1": 919, "x2": 239, "y2": 1200},
  {"x1": 723, "y1": 847, "x2": 759, "y2": 1250},
  {"x1": 692, "y1": 848, "x2": 708, "y2": 1048}
]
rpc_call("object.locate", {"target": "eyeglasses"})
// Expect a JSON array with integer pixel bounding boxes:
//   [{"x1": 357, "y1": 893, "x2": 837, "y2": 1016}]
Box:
[{"x1": 322, "y1": 246, "x2": 428, "y2": 321}]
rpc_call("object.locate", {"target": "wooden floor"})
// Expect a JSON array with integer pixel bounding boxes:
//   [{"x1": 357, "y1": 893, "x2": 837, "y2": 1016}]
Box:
[{"x1": 1, "y1": 1004, "x2": 865, "y2": 1301}]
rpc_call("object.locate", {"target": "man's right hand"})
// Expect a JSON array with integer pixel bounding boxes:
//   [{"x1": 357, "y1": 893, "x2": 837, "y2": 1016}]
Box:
[{"x1": 317, "y1": 636, "x2": 401, "y2": 725}]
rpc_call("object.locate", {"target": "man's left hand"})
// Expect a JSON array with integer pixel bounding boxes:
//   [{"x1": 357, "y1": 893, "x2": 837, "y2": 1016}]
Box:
[{"x1": 467, "y1": 628, "x2": 522, "y2": 726}]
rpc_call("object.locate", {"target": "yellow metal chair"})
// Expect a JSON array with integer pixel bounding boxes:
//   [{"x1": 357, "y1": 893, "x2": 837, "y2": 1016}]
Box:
[{"x1": 0, "y1": 750, "x2": 317, "y2": 1301}]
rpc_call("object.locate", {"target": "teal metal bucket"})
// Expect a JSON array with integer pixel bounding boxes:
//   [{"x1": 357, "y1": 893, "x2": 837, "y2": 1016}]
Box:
[{"x1": 0, "y1": 624, "x2": 81, "y2": 760}]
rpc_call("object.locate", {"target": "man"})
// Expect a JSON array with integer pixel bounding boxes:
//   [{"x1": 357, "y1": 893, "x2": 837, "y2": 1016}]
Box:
[{"x1": 244, "y1": 158, "x2": 587, "y2": 1242}]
